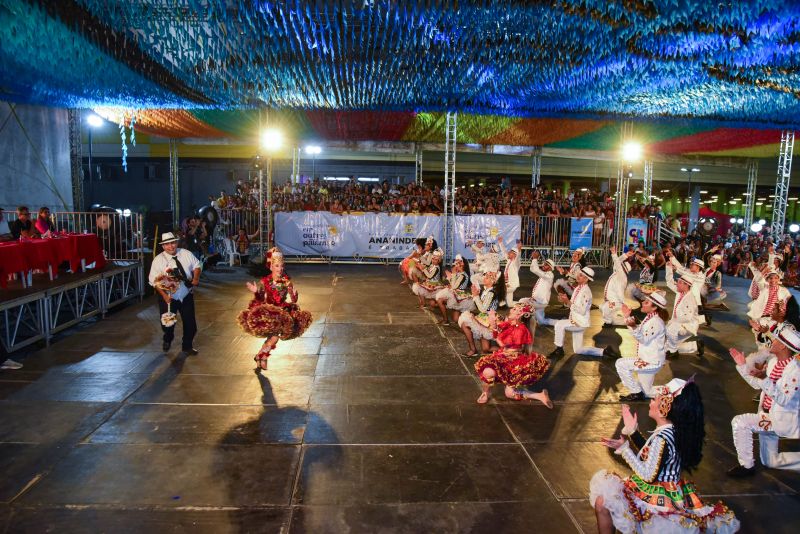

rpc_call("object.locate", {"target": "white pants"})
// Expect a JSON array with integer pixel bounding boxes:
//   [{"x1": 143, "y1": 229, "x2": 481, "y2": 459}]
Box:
[
  {"x1": 732, "y1": 413, "x2": 800, "y2": 471},
  {"x1": 526, "y1": 298, "x2": 549, "y2": 325},
  {"x1": 553, "y1": 279, "x2": 574, "y2": 296},
  {"x1": 552, "y1": 319, "x2": 603, "y2": 356},
  {"x1": 600, "y1": 300, "x2": 627, "y2": 325},
  {"x1": 665, "y1": 321, "x2": 697, "y2": 353},
  {"x1": 504, "y1": 284, "x2": 518, "y2": 307},
  {"x1": 615, "y1": 357, "x2": 663, "y2": 396}
]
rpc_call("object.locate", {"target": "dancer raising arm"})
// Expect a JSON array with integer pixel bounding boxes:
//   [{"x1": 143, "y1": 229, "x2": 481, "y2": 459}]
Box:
[
  {"x1": 590, "y1": 379, "x2": 740, "y2": 533},
  {"x1": 458, "y1": 271, "x2": 506, "y2": 357},
  {"x1": 238, "y1": 251, "x2": 312, "y2": 371},
  {"x1": 497, "y1": 236, "x2": 522, "y2": 306},
  {"x1": 601, "y1": 246, "x2": 633, "y2": 327},
  {"x1": 434, "y1": 255, "x2": 474, "y2": 325},
  {"x1": 522, "y1": 251, "x2": 555, "y2": 326},
  {"x1": 474, "y1": 303, "x2": 552, "y2": 407}
]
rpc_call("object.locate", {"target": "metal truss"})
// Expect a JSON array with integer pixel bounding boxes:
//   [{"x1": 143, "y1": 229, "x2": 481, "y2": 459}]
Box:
[
  {"x1": 642, "y1": 160, "x2": 653, "y2": 204},
  {"x1": 443, "y1": 112, "x2": 458, "y2": 262},
  {"x1": 744, "y1": 159, "x2": 758, "y2": 229},
  {"x1": 531, "y1": 145, "x2": 542, "y2": 188},
  {"x1": 169, "y1": 138, "x2": 180, "y2": 230},
  {"x1": 415, "y1": 146, "x2": 423, "y2": 185},
  {"x1": 68, "y1": 109, "x2": 84, "y2": 211},
  {"x1": 771, "y1": 131, "x2": 794, "y2": 236},
  {"x1": 291, "y1": 147, "x2": 300, "y2": 184},
  {"x1": 614, "y1": 122, "x2": 634, "y2": 252},
  {"x1": 101, "y1": 263, "x2": 144, "y2": 311},
  {"x1": 0, "y1": 293, "x2": 47, "y2": 352},
  {"x1": 48, "y1": 275, "x2": 102, "y2": 335}
]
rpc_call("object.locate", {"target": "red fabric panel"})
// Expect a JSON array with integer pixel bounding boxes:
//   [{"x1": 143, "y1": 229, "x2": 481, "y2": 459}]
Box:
[
  {"x1": 649, "y1": 128, "x2": 781, "y2": 155},
  {"x1": 305, "y1": 111, "x2": 416, "y2": 141}
]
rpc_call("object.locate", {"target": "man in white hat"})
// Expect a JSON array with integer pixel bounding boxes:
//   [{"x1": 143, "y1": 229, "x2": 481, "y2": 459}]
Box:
[
  {"x1": 553, "y1": 248, "x2": 586, "y2": 297},
  {"x1": 466, "y1": 238, "x2": 490, "y2": 286},
  {"x1": 549, "y1": 266, "x2": 605, "y2": 358},
  {"x1": 747, "y1": 269, "x2": 792, "y2": 349},
  {"x1": 614, "y1": 292, "x2": 668, "y2": 401},
  {"x1": 601, "y1": 246, "x2": 634, "y2": 327},
  {"x1": 148, "y1": 231, "x2": 201, "y2": 354},
  {"x1": 701, "y1": 253, "x2": 727, "y2": 309},
  {"x1": 665, "y1": 250, "x2": 707, "y2": 325},
  {"x1": 497, "y1": 236, "x2": 522, "y2": 307},
  {"x1": 520, "y1": 251, "x2": 555, "y2": 326},
  {"x1": 727, "y1": 323, "x2": 800, "y2": 477},
  {"x1": 664, "y1": 264, "x2": 702, "y2": 356}
]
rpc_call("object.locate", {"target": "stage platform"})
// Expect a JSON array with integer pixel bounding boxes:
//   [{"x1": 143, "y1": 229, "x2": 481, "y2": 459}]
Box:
[
  {"x1": 0, "y1": 264, "x2": 798, "y2": 533},
  {"x1": 0, "y1": 261, "x2": 144, "y2": 353}
]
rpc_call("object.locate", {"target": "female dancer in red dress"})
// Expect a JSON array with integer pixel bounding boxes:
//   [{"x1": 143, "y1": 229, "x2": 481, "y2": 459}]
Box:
[
  {"x1": 474, "y1": 303, "x2": 552, "y2": 407},
  {"x1": 238, "y1": 250, "x2": 312, "y2": 371}
]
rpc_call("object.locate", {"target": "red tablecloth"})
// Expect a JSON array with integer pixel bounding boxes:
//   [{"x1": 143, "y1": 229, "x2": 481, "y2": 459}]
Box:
[{"x1": 0, "y1": 234, "x2": 107, "y2": 288}]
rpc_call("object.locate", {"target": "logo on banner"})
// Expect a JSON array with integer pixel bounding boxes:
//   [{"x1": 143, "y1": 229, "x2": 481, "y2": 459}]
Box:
[
  {"x1": 403, "y1": 223, "x2": 415, "y2": 235},
  {"x1": 569, "y1": 218, "x2": 593, "y2": 250},
  {"x1": 625, "y1": 218, "x2": 648, "y2": 245},
  {"x1": 301, "y1": 221, "x2": 338, "y2": 248}
]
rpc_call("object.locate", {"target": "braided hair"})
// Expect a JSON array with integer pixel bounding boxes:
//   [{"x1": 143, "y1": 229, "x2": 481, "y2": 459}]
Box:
[{"x1": 667, "y1": 382, "x2": 706, "y2": 472}]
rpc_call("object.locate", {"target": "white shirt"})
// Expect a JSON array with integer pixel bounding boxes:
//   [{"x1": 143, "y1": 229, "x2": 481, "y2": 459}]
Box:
[
  {"x1": 148, "y1": 248, "x2": 201, "y2": 302},
  {"x1": 529, "y1": 261, "x2": 554, "y2": 304}
]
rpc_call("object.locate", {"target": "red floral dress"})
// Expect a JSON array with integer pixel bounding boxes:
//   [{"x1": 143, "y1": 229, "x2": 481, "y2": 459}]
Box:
[
  {"x1": 474, "y1": 321, "x2": 550, "y2": 388},
  {"x1": 237, "y1": 273, "x2": 312, "y2": 340}
]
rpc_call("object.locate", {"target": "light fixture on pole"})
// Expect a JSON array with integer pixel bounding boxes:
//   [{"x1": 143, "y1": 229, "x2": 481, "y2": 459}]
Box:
[
  {"x1": 85, "y1": 113, "x2": 104, "y2": 204},
  {"x1": 621, "y1": 141, "x2": 643, "y2": 162},
  {"x1": 305, "y1": 145, "x2": 322, "y2": 181},
  {"x1": 258, "y1": 128, "x2": 283, "y2": 251}
]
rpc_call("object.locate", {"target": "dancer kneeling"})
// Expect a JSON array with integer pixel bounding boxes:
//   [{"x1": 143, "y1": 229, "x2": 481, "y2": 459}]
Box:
[
  {"x1": 458, "y1": 271, "x2": 505, "y2": 356},
  {"x1": 615, "y1": 292, "x2": 668, "y2": 402},
  {"x1": 411, "y1": 248, "x2": 445, "y2": 308},
  {"x1": 590, "y1": 379, "x2": 740, "y2": 533},
  {"x1": 474, "y1": 304, "x2": 552, "y2": 407},
  {"x1": 238, "y1": 251, "x2": 312, "y2": 371},
  {"x1": 434, "y1": 255, "x2": 473, "y2": 325}
]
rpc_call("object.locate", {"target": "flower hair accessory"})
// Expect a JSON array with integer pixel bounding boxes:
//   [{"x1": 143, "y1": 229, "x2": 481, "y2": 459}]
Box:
[
  {"x1": 515, "y1": 303, "x2": 533, "y2": 318},
  {"x1": 654, "y1": 376, "x2": 694, "y2": 417},
  {"x1": 425, "y1": 235, "x2": 434, "y2": 245}
]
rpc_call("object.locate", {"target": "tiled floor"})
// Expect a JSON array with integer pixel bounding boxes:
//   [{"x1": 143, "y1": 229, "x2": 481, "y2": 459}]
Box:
[{"x1": 0, "y1": 264, "x2": 797, "y2": 532}]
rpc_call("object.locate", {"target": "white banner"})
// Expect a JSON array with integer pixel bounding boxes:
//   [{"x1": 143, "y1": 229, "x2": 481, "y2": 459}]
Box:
[
  {"x1": 453, "y1": 215, "x2": 522, "y2": 260},
  {"x1": 275, "y1": 212, "x2": 356, "y2": 256},
  {"x1": 275, "y1": 212, "x2": 443, "y2": 258}
]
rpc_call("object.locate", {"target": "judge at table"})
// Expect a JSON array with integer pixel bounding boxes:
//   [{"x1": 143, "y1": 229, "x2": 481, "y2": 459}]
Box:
[
  {"x1": 8, "y1": 206, "x2": 39, "y2": 240},
  {"x1": 149, "y1": 232, "x2": 201, "y2": 354}
]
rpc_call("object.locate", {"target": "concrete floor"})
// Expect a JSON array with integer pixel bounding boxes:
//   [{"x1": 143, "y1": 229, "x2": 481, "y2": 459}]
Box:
[{"x1": 0, "y1": 264, "x2": 798, "y2": 533}]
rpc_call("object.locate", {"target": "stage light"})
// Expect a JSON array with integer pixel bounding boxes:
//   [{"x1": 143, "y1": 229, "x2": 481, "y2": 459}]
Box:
[
  {"x1": 260, "y1": 128, "x2": 283, "y2": 151},
  {"x1": 621, "y1": 141, "x2": 642, "y2": 162},
  {"x1": 790, "y1": 224, "x2": 800, "y2": 233},
  {"x1": 86, "y1": 113, "x2": 104, "y2": 127},
  {"x1": 122, "y1": 209, "x2": 131, "y2": 217},
  {"x1": 751, "y1": 223, "x2": 763, "y2": 232},
  {"x1": 737, "y1": 218, "x2": 744, "y2": 224},
  {"x1": 730, "y1": 218, "x2": 737, "y2": 223},
  {"x1": 305, "y1": 145, "x2": 322, "y2": 155},
  {"x1": 758, "y1": 219, "x2": 766, "y2": 225}
]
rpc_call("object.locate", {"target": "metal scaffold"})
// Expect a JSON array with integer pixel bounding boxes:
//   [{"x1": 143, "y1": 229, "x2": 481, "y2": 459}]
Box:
[
  {"x1": 771, "y1": 130, "x2": 794, "y2": 236},
  {"x1": 531, "y1": 145, "x2": 542, "y2": 188},
  {"x1": 744, "y1": 159, "x2": 758, "y2": 229},
  {"x1": 415, "y1": 146, "x2": 423, "y2": 185},
  {"x1": 291, "y1": 147, "x2": 300, "y2": 184},
  {"x1": 443, "y1": 112, "x2": 457, "y2": 262},
  {"x1": 168, "y1": 138, "x2": 180, "y2": 231},
  {"x1": 613, "y1": 122, "x2": 634, "y2": 252},
  {"x1": 67, "y1": 109, "x2": 84, "y2": 211},
  {"x1": 642, "y1": 160, "x2": 653, "y2": 204}
]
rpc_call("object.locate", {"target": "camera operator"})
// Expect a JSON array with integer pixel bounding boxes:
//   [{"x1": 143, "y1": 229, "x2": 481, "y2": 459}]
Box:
[{"x1": 148, "y1": 232, "x2": 201, "y2": 354}]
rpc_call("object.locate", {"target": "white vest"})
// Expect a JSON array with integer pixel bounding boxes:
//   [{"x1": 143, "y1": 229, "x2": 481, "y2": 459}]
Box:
[
  {"x1": 569, "y1": 284, "x2": 593, "y2": 328},
  {"x1": 737, "y1": 356, "x2": 800, "y2": 438},
  {"x1": 529, "y1": 262, "x2": 554, "y2": 304},
  {"x1": 631, "y1": 313, "x2": 666, "y2": 365}
]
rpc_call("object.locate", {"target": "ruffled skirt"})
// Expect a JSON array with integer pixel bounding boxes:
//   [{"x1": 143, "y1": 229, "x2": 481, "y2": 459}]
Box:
[
  {"x1": 589, "y1": 470, "x2": 739, "y2": 534},
  {"x1": 412, "y1": 281, "x2": 445, "y2": 300},
  {"x1": 238, "y1": 302, "x2": 312, "y2": 340},
  {"x1": 475, "y1": 349, "x2": 549, "y2": 388},
  {"x1": 458, "y1": 311, "x2": 494, "y2": 340},
  {"x1": 435, "y1": 288, "x2": 476, "y2": 312},
  {"x1": 400, "y1": 257, "x2": 418, "y2": 277}
]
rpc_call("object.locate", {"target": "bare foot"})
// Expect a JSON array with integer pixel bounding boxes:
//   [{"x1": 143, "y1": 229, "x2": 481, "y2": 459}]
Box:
[
  {"x1": 437, "y1": 319, "x2": 450, "y2": 325},
  {"x1": 477, "y1": 391, "x2": 489, "y2": 404},
  {"x1": 504, "y1": 385, "x2": 518, "y2": 399},
  {"x1": 540, "y1": 389, "x2": 553, "y2": 409},
  {"x1": 464, "y1": 350, "x2": 478, "y2": 357}
]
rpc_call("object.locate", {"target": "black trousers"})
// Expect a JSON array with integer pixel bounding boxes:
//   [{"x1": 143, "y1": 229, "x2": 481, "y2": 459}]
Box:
[{"x1": 158, "y1": 293, "x2": 198, "y2": 350}]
